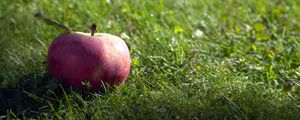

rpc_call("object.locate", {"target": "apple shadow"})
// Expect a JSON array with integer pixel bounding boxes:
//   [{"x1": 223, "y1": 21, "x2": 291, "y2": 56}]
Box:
[
  {"x1": 0, "y1": 69, "x2": 109, "y2": 118},
  {"x1": 0, "y1": 71, "x2": 62, "y2": 117}
]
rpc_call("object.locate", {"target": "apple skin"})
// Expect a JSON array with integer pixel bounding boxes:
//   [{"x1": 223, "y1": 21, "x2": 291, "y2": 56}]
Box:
[{"x1": 48, "y1": 32, "x2": 131, "y2": 91}]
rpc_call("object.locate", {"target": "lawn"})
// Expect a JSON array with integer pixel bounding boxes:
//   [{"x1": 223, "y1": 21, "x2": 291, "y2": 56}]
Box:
[{"x1": 1, "y1": 0, "x2": 300, "y2": 119}]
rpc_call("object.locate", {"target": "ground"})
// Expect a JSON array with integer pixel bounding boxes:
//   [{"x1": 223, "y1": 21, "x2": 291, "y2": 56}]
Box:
[{"x1": 0, "y1": 0, "x2": 300, "y2": 119}]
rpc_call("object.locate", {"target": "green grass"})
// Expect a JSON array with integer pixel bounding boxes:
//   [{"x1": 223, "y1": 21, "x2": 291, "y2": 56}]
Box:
[{"x1": 1, "y1": 0, "x2": 300, "y2": 119}]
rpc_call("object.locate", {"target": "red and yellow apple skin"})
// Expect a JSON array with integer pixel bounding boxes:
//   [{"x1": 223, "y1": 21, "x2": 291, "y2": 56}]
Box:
[{"x1": 48, "y1": 32, "x2": 131, "y2": 91}]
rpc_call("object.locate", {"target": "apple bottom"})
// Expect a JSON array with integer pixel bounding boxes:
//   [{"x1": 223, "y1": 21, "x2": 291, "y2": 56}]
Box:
[
  {"x1": 48, "y1": 54, "x2": 130, "y2": 91},
  {"x1": 58, "y1": 71, "x2": 129, "y2": 92},
  {"x1": 49, "y1": 62, "x2": 130, "y2": 91}
]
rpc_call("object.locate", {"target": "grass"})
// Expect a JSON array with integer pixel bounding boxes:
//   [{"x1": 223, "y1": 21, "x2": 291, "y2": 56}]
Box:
[{"x1": 0, "y1": 0, "x2": 300, "y2": 119}]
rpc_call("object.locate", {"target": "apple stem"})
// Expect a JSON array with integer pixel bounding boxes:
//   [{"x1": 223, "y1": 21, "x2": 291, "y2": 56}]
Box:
[
  {"x1": 34, "y1": 12, "x2": 72, "y2": 32},
  {"x1": 91, "y1": 23, "x2": 97, "y2": 36}
]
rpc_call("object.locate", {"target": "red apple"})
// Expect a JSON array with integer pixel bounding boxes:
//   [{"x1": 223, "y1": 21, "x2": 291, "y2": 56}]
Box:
[{"x1": 48, "y1": 30, "x2": 131, "y2": 91}]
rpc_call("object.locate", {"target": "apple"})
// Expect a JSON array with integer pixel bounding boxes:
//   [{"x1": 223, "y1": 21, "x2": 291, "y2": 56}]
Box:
[{"x1": 47, "y1": 24, "x2": 131, "y2": 91}]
